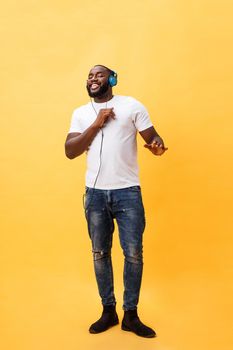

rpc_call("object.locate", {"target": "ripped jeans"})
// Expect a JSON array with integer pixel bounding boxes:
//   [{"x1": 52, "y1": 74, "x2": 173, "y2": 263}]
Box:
[{"x1": 84, "y1": 186, "x2": 145, "y2": 311}]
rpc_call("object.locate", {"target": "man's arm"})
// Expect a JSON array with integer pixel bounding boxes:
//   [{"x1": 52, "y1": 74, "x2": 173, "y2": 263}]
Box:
[
  {"x1": 65, "y1": 108, "x2": 115, "y2": 159},
  {"x1": 65, "y1": 127, "x2": 99, "y2": 159},
  {"x1": 139, "y1": 126, "x2": 168, "y2": 156}
]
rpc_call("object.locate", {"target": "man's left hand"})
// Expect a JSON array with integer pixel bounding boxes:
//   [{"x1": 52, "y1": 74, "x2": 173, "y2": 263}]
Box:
[{"x1": 144, "y1": 136, "x2": 168, "y2": 156}]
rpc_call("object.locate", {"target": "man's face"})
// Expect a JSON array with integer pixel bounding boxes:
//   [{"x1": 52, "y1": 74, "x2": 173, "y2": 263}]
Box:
[{"x1": 86, "y1": 66, "x2": 110, "y2": 98}]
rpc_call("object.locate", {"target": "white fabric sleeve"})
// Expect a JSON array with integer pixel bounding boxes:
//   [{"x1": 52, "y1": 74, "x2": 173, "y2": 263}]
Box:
[
  {"x1": 132, "y1": 101, "x2": 153, "y2": 132},
  {"x1": 68, "y1": 109, "x2": 83, "y2": 133}
]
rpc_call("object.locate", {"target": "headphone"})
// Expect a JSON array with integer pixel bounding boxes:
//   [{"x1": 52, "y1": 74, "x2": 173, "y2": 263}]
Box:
[
  {"x1": 108, "y1": 70, "x2": 118, "y2": 87},
  {"x1": 94, "y1": 64, "x2": 118, "y2": 87}
]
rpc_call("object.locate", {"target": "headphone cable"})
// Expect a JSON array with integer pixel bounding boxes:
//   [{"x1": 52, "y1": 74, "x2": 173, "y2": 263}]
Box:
[{"x1": 83, "y1": 99, "x2": 107, "y2": 210}]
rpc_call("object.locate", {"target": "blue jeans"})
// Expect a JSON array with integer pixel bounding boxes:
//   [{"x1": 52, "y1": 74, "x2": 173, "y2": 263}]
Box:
[{"x1": 84, "y1": 186, "x2": 146, "y2": 311}]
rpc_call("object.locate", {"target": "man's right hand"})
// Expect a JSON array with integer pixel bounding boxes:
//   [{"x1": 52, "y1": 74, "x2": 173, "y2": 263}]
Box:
[
  {"x1": 93, "y1": 108, "x2": 115, "y2": 129},
  {"x1": 65, "y1": 108, "x2": 115, "y2": 159}
]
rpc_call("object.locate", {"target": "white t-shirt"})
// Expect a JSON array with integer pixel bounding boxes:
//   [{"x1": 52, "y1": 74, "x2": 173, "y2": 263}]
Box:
[{"x1": 68, "y1": 95, "x2": 153, "y2": 189}]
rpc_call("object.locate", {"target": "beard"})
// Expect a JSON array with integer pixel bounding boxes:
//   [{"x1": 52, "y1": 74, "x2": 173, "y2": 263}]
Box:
[{"x1": 86, "y1": 81, "x2": 109, "y2": 98}]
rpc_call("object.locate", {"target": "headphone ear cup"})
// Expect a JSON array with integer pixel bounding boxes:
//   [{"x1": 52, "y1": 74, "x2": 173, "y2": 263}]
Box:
[{"x1": 108, "y1": 74, "x2": 117, "y2": 87}]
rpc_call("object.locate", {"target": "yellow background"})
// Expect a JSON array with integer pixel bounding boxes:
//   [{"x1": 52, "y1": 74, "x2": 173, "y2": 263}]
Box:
[{"x1": 1, "y1": 1, "x2": 232, "y2": 349}]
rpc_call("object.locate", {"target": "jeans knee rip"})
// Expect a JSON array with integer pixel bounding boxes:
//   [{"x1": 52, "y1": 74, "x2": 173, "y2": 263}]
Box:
[
  {"x1": 124, "y1": 246, "x2": 143, "y2": 264},
  {"x1": 92, "y1": 249, "x2": 111, "y2": 261},
  {"x1": 125, "y1": 254, "x2": 143, "y2": 264}
]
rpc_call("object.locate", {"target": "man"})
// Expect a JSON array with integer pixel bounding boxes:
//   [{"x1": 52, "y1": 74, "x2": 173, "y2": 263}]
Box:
[{"x1": 65, "y1": 65, "x2": 167, "y2": 338}]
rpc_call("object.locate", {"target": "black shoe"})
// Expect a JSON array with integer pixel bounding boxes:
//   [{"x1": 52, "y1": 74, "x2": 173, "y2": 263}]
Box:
[
  {"x1": 89, "y1": 305, "x2": 119, "y2": 334},
  {"x1": 121, "y1": 308, "x2": 156, "y2": 338}
]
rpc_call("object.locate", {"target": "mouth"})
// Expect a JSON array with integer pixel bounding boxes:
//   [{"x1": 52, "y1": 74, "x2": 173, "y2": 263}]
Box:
[{"x1": 90, "y1": 83, "x2": 100, "y2": 91}]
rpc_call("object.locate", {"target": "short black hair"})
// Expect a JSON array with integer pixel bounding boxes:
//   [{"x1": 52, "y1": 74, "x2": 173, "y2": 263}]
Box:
[{"x1": 94, "y1": 64, "x2": 115, "y2": 76}]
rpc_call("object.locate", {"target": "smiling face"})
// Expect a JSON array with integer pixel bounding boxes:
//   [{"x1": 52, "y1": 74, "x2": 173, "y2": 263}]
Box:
[{"x1": 86, "y1": 65, "x2": 111, "y2": 98}]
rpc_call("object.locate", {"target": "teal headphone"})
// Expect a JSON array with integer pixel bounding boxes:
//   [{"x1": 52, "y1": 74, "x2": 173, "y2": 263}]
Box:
[
  {"x1": 94, "y1": 65, "x2": 118, "y2": 87},
  {"x1": 108, "y1": 70, "x2": 118, "y2": 87}
]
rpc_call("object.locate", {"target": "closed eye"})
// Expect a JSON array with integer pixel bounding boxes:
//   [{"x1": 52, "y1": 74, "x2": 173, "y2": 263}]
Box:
[{"x1": 88, "y1": 73, "x2": 105, "y2": 79}]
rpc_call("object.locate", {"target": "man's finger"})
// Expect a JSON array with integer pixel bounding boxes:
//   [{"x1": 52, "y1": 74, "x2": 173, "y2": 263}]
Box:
[
  {"x1": 152, "y1": 143, "x2": 159, "y2": 148},
  {"x1": 109, "y1": 111, "x2": 115, "y2": 119}
]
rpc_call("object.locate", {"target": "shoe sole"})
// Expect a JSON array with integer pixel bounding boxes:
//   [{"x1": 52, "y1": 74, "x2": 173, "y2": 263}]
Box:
[
  {"x1": 89, "y1": 319, "x2": 119, "y2": 334},
  {"x1": 121, "y1": 323, "x2": 156, "y2": 338}
]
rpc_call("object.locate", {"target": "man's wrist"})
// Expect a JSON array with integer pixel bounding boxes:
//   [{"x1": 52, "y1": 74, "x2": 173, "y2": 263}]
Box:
[
  {"x1": 153, "y1": 134, "x2": 161, "y2": 140},
  {"x1": 90, "y1": 122, "x2": 101, "y2": 132}
]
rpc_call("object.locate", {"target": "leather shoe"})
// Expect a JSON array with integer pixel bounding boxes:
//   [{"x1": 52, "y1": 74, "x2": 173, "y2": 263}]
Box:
[
  {"x1": 121, "y1": 308, "x2": 156, "y2": 338},
  {"x1": 89, "y1": 305, "x2": 119, "y2": 333}
]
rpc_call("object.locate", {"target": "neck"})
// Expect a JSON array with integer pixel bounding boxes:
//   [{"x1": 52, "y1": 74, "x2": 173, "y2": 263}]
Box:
[{"x1": 93, "y1": 91, "x2": 113, "y2": 103}]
